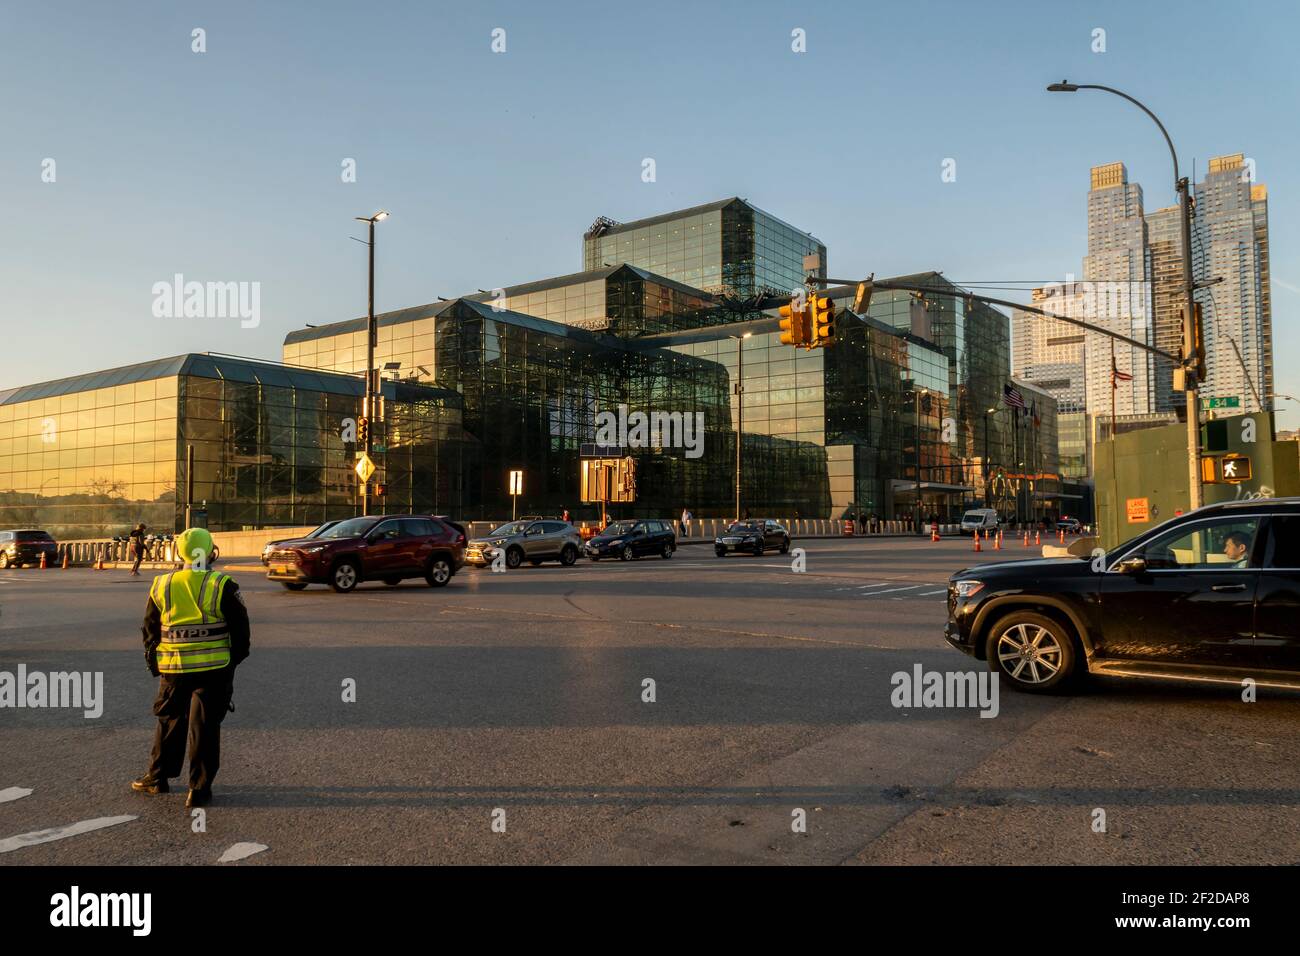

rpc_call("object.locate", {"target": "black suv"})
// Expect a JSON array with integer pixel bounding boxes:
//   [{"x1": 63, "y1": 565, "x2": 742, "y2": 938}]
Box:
[
  {"x1": 945, "y1": 499, "x2": 1300, "y2": 693},
  {"x1": 0, "y1": 530, "x2": 59, "y2": 569}
]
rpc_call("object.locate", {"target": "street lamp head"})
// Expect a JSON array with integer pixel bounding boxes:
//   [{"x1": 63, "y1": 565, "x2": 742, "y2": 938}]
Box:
[
  {"x1": 373, "y1": 210, "x2": 389, "y2": 222},
  {"x1": 1047, "y1": 81, "x2": 1079, "y2": 93},
  {"x1": 986, "y1": 407, "x2": 997, "y2": 414}
]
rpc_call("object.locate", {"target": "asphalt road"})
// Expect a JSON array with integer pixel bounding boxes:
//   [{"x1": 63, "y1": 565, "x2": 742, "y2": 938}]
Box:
[{"x1": 1, "y1": 535, "x2": 1297, "y2": 865}]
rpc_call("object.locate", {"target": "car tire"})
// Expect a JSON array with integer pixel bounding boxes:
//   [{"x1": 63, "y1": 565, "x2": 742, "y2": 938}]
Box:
[
  {"x1": 986, "y1": 611, "x2": 1077, "y2": 693},
  {"x1": 779, "y1": 537, "x2": 790, "y2": 554},
  {"x1": 505, "y1": 546, "x2": 524, "y2": 570},
  {"x1": 620, "y1": 545, "x2": 633, "y2": 561},
  {"x1": 560, "y1": 545, "x2": 578, "y2": 566},
  {"x1": 281, "y1": 582, "x2": 308, "y2": 591},
  {"x1": 425, "y1": 556, "x2": 453, "y2": 588},
  {"x1": 330, "y1": 560, "x2": 360, "y2": 593},
  {"x1": 660, "y1": 542, "x2": 673, "y2": 559},
  {"x1": 715, "y1": 548, "x2": 726, "y2": 558}
]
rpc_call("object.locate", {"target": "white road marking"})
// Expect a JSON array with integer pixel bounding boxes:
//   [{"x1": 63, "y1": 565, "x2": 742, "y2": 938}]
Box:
[
  {"x1": 218, "y1": 841, "x2": 269, "y2": 863},
  {"x1": 0, "y1": 787, "x2": 34, "y2": 803},
  {"x1": 858, "y1": 585, "x2": 921, "y2": 596},
  {"x1": 920, "y1": 589, "x2": 948, "y2": 596},
  {"x1": 0, "y1": 814, "x2": 137, "y2": 854}
]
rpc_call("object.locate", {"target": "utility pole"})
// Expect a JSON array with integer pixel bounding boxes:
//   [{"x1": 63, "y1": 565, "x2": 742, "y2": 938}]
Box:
[
  {"x1": 354, "y1": 211, "x2": 389, "y2": 516},
  {"x1": 731, "y1": 332, "x2": 751, "y2": 521}
]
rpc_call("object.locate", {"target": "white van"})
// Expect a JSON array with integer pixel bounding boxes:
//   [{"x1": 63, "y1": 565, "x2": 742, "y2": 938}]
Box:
[{"x1": 960, "y1": 508, "x2": 1000, "y2": 535}]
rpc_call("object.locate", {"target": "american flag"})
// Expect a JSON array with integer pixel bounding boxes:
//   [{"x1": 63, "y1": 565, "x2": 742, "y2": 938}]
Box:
[
  {"x1": 1002, "y1": 384, "x2": 1026, "y2": 409},
  {"x1": 1111, "y1": 356, "x2": 1133, "y2": 384}
]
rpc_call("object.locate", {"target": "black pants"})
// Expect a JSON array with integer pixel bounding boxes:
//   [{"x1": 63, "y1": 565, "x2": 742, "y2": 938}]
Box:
[
  {"x1": 148, "y1": 670, "x2": 234, "y2": 792},
  {"x1": 131, "y1": 547, "x2": 143, "y2": 574}
]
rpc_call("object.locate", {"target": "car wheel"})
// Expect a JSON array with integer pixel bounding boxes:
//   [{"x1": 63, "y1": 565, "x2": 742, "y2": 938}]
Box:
[
  {"x1": 987, "y1": 612, "x2": 1077, "y2": 693},
  {"x1": 505, "y1": 546, "x2": 523, "y2": 569},
  {"x1": 779, "y1": 537, "x2": 790, "y2": 554},
  {"x1": 281, "y1": 582, "x2": 308, "y2": 591},
  {"x1": 715, "y1": 548, "x2": 726, "y2": 558},
  {"x1": 560, "y1": 545, "x2": 578, "y2": 566},
  {"x1": 330, "y1": 560, "x2": 360, "y2": 593},
  {"x1": 425, "y1": 556, "x2": 452, "y2": 588},
  {"x1": 620, "y1": 545, "x2": 633, "y2": 561},
  {"x1": 660, "y1": 542, "x2": 673, "y2": 559}
]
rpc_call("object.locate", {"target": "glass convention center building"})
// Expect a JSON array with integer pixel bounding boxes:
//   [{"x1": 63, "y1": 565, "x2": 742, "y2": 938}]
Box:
[{"x1": 3, "y1": 197, "x2": 1063, "y2": 534}]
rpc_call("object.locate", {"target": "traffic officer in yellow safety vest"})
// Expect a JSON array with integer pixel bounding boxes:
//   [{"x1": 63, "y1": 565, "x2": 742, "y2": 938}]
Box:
[{"x1": 131, "y1": 527, "x2": 250, "y2": 808}]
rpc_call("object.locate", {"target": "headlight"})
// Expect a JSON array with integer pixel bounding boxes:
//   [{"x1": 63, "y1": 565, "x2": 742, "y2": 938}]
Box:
[
  {"x1": 302, "y1": 545, "x2": 327, "y2": 554},
  {"x1": 953, "y1": 580, "x2": 985, "y2": 598}
]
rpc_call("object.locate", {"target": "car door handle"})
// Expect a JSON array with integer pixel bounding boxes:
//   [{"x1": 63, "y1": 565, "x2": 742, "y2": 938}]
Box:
[{"x1": 1211, "y1": 583, "x2": 1247, "y2": 592}]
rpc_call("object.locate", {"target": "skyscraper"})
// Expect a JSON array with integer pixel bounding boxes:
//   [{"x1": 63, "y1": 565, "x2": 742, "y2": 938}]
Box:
[
  {"x1": 1145, "y1": 204, "x2": 1183, "y2": 414},
  {"x1": 1191, "y1": 154, "x2": 1272, "y2": 412},
  {"x1": 1082, "y1": 162, "x2": 1155, "y2": 417}
]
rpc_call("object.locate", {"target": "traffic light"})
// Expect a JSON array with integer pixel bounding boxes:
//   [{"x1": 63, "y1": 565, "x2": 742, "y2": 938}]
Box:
[
  {"x1": 1200, "y1": 457, "x2": 1219, "y2": 484},
  {"x1": 852, "y1": 278, "x2": 874, "y2": 315},
  {"x1": 357, "y1": 417, "x2": 369, "y2": 446},
  {"x1": 374, "y1": 482, "x2": 387, "y2": 496},
  {"x1": 778, "y1": 297, "x2": 810, "y2": 348},
  {"x1": 809, "y1": 294, "x2": 837, "y2": 347}
]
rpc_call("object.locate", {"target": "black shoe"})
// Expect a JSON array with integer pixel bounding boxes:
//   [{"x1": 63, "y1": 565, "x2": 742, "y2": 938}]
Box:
[
  {"x1": 185, "y1": 789, "x2": 212, "y2": 808},
  {"x1": 131, "y1": 775, "x2": 168, "y2": 794}
]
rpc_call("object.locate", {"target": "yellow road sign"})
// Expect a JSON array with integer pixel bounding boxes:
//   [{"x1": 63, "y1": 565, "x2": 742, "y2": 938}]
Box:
[{"x1": 355, "y1": 453, "x2": 376, "y2": 484}]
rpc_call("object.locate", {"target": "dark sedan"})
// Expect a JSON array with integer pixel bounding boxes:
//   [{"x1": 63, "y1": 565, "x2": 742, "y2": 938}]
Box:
[
  {"x1": 585, "y1": 519, "x2": 676, "y2": 561},
  {"x1": 945, "y1": 498, "x2": 1300, "y2": 693},
  {"x1": 714, "y1": 519, "x2": 791, "y2": 557}
]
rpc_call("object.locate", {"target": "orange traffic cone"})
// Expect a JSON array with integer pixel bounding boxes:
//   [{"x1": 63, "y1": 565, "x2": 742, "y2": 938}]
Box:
[
  {"x1": 95, "y1": 552, "x2": 104, "y2": 571},
  {"x1": 931, "y1": 528, "x2": 940, "y2": 542},
  {"x1": 973, "y1": 533, "x2": 982, "y2": 552},
  {"x1": 1035, "y1": 531, "x2": 1041, "y2": 545},
  {"x1": 993, "y1": 532, "x2": 1001, "y2": 550},
  {"x1": 1059, "y1": 529, "x2": 1065, "y2": 543},
  {"x1": 61, "y1": 550, "x2": 69, "y2": 570},
  {"x1": 39, "y1": 552, "x2": 47, "y2": 569},
  {"x1": 1022, "y1": 532, "x2": 1029, "y2": 547}
]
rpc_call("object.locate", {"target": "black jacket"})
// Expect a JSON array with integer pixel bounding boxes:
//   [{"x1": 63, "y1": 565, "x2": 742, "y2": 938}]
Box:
[{"x1": 142, "y1": 575, "x2": 251, "y2": 677}]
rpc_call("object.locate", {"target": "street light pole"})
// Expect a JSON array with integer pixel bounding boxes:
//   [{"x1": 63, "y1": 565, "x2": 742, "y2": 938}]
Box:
[
  {"x1": 983, "y1": 406, "x2": 996, "y2": 507},
  {"x1": 354, "y1": 211, "x2": 389, "y2": 517},
  {"x1": 1047, "y1": 82, "x2": 1203, "y2": 511},
  {"x1": 730, "y1": 332, "x2": 752, "y2": 521},
  {"x1": 913, "y1": 387, "x2": 930, "y2": 534}
]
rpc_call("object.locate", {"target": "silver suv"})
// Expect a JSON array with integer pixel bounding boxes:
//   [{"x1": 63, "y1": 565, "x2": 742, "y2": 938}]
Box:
[{"x1": 466, "y1": 520, "x2": 582, "y2": 569}]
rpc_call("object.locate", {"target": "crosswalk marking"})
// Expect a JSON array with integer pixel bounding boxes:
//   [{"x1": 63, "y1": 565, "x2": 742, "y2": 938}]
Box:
[{"x1": 858, "y1": 585, "x2": 921, "y2": 596}]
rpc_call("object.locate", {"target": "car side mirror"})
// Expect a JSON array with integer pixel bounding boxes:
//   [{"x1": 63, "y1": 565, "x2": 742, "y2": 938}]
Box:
[{"x1": 1117, "y1": 556, "x2": 1147, "y2": 575}]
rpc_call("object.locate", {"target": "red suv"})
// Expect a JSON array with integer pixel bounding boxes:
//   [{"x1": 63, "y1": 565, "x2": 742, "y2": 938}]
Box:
[{"x1": 266, "y1": 514, "x2": 466, "y2": 592}]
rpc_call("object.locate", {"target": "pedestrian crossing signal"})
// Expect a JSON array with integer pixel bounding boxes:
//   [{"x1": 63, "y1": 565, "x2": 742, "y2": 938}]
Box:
[{"x1": 1220, "y1": 454, "x2": 1251, "y2": 483}]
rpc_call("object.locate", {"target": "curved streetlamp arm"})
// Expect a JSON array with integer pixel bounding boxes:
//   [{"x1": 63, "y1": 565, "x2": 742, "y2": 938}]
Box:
[{"x1": 1068, "y1": 84, "x2": 1180, "y2": 185}]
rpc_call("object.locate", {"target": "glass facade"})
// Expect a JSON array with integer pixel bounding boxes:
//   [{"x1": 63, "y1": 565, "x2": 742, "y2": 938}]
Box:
[
  {"x1": 0, "y1": 355, "x2": 466, "y2": 536},
  {"x1": 583, "y1": 198, "x2": 826, "y2": 298}
]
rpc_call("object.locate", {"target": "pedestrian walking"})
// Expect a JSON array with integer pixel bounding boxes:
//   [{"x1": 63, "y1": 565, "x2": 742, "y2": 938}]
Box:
[
  {"x1": 128, "y1": 522, "x2": 147, "y2": 576},
  {"x1": 680, "y1": 508, "x2": 691, "y2": 537},
  {"x1": 132, "y1": 527, "x2": 250, "y2": 808}
]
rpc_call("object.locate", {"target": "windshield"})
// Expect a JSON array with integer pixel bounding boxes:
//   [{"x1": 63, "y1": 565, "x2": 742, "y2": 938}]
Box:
[
  {"x1": 603, "y1": 521, "x2": 637, "y2": 536},
  {"x1": 962, "y1": 512, "x2": 987, "y2": 522},
  {"x1": 726, "y1": 521, "x2": 762, "y2": 533},
  {"x1": 16, "y1": 531, "x2": 54, "y2": 541},
  {"x1": 306, "y1": 521, "x2": 338, "y2": 539},
  {"x1": 490, "y1": 522, "x2": 531, "y2": 537},
  {"x1": 318, "y1": 517, "x2": 378, "y2": 540}
]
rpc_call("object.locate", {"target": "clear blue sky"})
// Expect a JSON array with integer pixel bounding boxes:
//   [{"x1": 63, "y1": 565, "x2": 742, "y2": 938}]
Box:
[{"x1": 3, "y1": 0, "x2": 1296, "y2": 428}]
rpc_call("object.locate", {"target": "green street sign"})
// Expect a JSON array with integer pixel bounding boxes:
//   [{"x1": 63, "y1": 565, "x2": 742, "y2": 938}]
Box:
[{"x1": 1201, "y1": 396, "x2": 1240, "y2": 409}]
